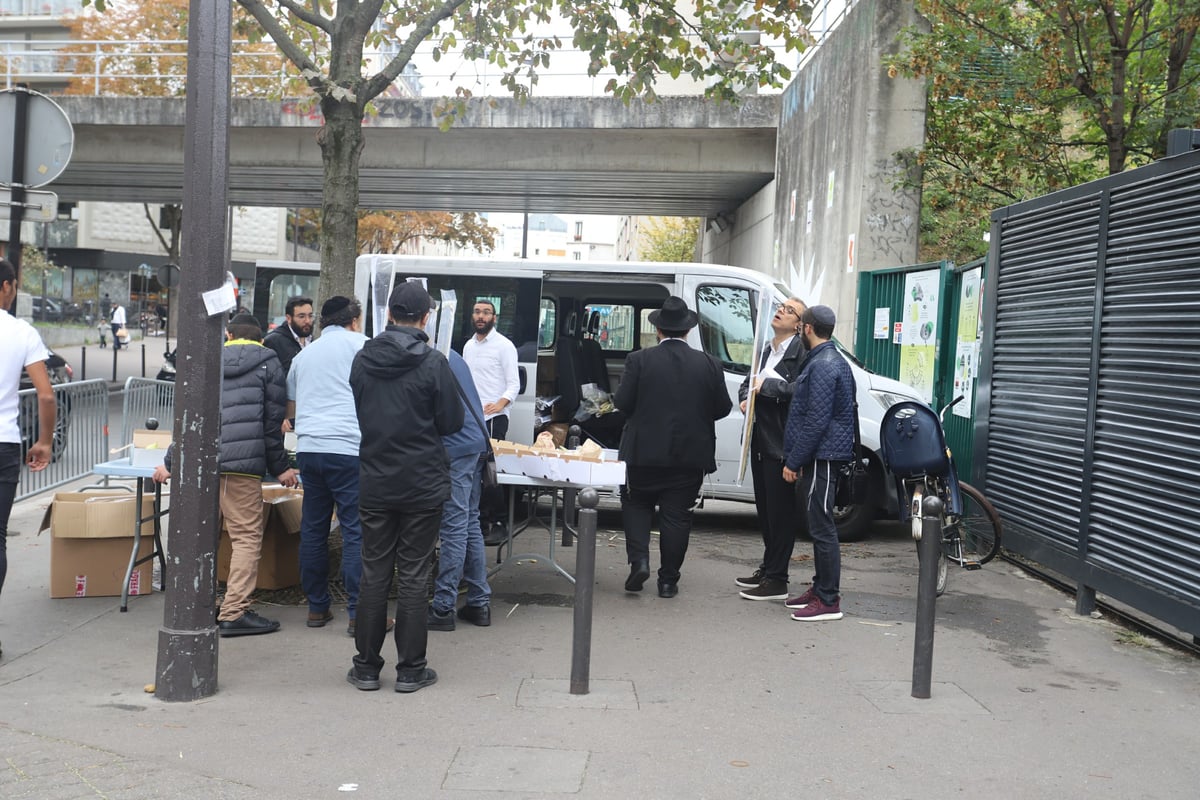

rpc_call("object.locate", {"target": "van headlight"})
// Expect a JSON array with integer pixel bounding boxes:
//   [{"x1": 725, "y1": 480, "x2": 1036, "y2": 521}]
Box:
[{"x1": 870, "y1": 390, "x2": 914, "y2": 411}]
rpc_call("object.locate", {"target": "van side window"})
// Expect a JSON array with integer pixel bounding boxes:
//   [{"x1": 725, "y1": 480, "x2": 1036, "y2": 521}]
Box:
[
  {"x1": 583, "y1": 303, "x2": 635, "y2": 351},
  {"x1": 539, "y1": 298, "x2": 556, "y2": 349},
  {"x1": 695, "y1": 284, "x2": 756, "y2": 375},
  {"x1": 638, "y1": 309, "x2": 658, "y2": 350},
  {"x1": 392, "y1": 273, "x2": 541, "y2": 354}
]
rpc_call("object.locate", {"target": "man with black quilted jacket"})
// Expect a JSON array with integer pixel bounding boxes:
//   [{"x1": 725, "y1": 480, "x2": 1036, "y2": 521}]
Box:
[
  {"x1": 154, "y1": 313, "x2": 298, "y2": 637},
  {"x1": 782, "y1": 305, "x2": 855, "y2": 621}
]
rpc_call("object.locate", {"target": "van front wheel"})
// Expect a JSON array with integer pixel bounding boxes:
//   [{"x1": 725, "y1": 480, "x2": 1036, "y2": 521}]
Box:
[{"x1": 834, "y1": 502, "x2": 874, "y2": 542}]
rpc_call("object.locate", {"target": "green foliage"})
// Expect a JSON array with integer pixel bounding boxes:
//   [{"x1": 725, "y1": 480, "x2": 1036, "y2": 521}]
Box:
[
  {"x1": 890, "y1": 0, "x2": 1200, "y2": 262},
  {"x1": 640, "y1": 216, "x2": 701, "y2": 263}
]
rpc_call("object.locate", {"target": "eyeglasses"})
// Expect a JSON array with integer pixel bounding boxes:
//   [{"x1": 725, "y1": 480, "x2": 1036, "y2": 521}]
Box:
[{"x1": 775, "y1": 303, "x2": 800, "y2": 317}]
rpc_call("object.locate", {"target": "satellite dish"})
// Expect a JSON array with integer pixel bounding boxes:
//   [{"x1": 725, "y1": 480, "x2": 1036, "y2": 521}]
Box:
[{"x1": 0, "y1": 89, "x2": 74, "y2": 188}]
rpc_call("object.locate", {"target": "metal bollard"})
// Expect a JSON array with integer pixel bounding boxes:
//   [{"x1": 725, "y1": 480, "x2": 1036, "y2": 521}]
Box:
[
  {"x1": 570, "y1": 487, "x2": 599, "y2": 695},
  {"x1": 141, "y1": 343, "x2": 146, "y2": 378},
  {"x1": 562, "y1": 424, "x2": 583, "y2": 547},
  {"x1": 912, "y1": 493, "x2": 943, "y2": 699},
  {"x1": 80, "y1": 346, "x2": 87, "y2": 381},
  {"x1": 111, "y1": 343, "x2": 118, "y2": 383}
]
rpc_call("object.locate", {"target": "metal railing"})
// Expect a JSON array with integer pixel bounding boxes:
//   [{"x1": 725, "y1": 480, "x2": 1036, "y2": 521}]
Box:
[
  {"x1": 0, "y1": 37, "x2": 803, "y2": 98},
  {"x1": 15, "y1": 379, "x2": 109, "y2": 502},
  {"x1": 119, "y1": 377, "x2": 175, "y2": 453}
]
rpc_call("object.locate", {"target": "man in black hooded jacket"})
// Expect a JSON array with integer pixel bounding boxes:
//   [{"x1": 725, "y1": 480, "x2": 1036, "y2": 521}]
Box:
[{"x1": 346, "y1": 281, "x2": 463, "y2": 694}]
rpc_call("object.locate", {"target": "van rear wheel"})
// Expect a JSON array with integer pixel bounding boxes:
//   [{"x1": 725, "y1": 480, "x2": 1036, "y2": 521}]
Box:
[{"x1": 834, "y1": 502, "x2": 874, "y2": 542}]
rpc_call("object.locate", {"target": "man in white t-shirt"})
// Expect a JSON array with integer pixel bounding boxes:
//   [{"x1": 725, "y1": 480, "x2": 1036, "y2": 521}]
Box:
[
  {"x1": 1, "y1": 259, "x2": 57, "y2": 659},
  {"x1": 461, "y1": 299, "x2": 519, "y2": 544},
  {"x1": 110, "y1": 302, "x2": 127, "y2": 350}
]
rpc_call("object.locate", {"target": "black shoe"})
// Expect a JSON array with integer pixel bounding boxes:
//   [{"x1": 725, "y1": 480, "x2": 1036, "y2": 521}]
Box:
[
  {"x1": 307, "y1": 609, "x2": 334, "y2": 628},
  {"x1": 346, "y1": 667, "x2": 380, "y2": 691},
  {"x1": 657, "y1": 581, "x2": 679, "y2": 599},
  {"x1": 739, "y1": 578, "x2": 789, "y2": 601},
  {"x1": 427, "y1": 606, "x2": 456, "y2": 632},
  {"x1": 483, "y1": 522, "x2": 508, "y2": 546},
  {"x1": 218, "y1": 610, "x2": 280, "y2": 637},
  {"x1": 625, "y1": 558, "x2": 651, "y2": 592},
  {"x1": 395, "y1": 667, "x2": 438, "y2": 693},
  {"x1": 457, "y1": 604, "x2": 491, "y2": 627},
  {"x1": 734, "y1": 568, "x2": 764, "y2": 589}
]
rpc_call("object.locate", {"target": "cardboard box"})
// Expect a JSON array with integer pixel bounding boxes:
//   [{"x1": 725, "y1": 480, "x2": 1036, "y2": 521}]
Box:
[
  {"x1": 40, "y1": 491, "x2": 154, "y2": 540},
  {"x1": 39, "y1": 491, "x2": 157, "y2": 598},
  {"x1": 130, "y1": 429, "x2": 172, "y2": 468},
  {"x1": 49, "y1": 536, "x2": 155, "y2": 599},
  {"x1": 217, "y1": 486, "x2": 304, "y2": 590}
]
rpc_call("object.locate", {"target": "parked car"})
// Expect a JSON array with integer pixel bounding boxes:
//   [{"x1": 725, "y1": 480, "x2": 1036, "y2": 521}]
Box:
[
  {"x1": 19, "y1": 349, "x2": 73, "y2": 462},
  {"x1": 30, "y1": 296, "x2": 64, "y2": 322}
]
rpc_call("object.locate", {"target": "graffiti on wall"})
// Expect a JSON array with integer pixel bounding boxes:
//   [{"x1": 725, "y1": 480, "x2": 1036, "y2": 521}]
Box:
[{"x1": 863, "y1": 157, "x2": 920, "y2": 263}]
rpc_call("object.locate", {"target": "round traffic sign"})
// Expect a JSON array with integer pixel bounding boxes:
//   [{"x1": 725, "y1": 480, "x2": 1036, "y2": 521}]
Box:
[
  {"x1": 0, "y1": 88, "x2": 74, "y2": 188},
  {"x1": 158, "y1": 263, "x2": 181, "y2": 288}
]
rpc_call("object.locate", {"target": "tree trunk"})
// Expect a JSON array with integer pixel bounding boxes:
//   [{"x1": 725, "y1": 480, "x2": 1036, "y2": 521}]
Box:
[{"x1": 317, "y1": 98, "x2": 364, "y2": 303}]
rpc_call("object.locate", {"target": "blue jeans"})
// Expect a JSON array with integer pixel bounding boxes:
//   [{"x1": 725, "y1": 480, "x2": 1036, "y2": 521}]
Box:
[
  {"x1": 432, "y1": 452, "x2": 491, "y2": 613},
  {"x1": 801, "y1": 459, "x2": 844, "y2": 605},
  {"x1": 297, "y1": 452, "x2": 362, "y2": 618}
]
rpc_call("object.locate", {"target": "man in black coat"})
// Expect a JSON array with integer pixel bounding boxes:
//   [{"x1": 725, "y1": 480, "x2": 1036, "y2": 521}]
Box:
[
  {"x1": 736, "y1": 297, "x2": 808, "y2": 601},
  {"x1": 614, "y1": 296, "x2": 732, "y2": 598},
  {"x1": 347, "y1": 281, "x2": 463, "y2": 694},
  {"x1": 262, "y1": 296, "x2": 313, "y2": 375}
]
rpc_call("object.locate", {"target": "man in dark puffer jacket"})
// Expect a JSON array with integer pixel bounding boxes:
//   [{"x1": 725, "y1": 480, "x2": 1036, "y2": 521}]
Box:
[
  {"x1": 782, "y1": 305, "x2": 855, "y2": 622},
  {"x1": 156, "y1": 314, "x2": 299, "y2": 637},
  {"x1": 346, "y1": 281, "x2": 463, "y2": 694}
]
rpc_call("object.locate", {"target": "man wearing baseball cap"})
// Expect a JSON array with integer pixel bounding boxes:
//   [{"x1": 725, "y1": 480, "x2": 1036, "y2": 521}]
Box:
[
  {"x1": 781, "y1": 304, "x2": 856, "y2": 621},
  {"x1": 347, "y1": 280, "x2": 463, "y2": 693}
]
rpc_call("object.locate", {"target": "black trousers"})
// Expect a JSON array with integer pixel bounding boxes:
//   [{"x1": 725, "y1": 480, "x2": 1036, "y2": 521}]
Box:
[
  {"x1": 479, "y1": 416, "x2": 510, "y2": 525},
  {"x1": 750, "y1": 449, "x2": 802, "y2": 582},
  {"x1": 354, "y1": 504, "x2": 442, "y2": 677},
  {"x1": 0, "y1": 442, "x2": 19, "y2": 597},
  {"x1": 621, "y1": 466, "x2": 704, "y2": 584}
]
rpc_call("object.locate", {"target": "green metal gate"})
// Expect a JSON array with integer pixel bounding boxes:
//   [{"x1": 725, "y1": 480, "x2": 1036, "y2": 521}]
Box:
[{"x1": 854, "y1": 258, "x2": 984, "y2": 479}]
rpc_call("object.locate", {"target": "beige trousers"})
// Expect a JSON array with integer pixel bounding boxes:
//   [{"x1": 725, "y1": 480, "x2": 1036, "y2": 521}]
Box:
[{"x1": 218, "y1": 474, "x2": 264, "y2": 622}]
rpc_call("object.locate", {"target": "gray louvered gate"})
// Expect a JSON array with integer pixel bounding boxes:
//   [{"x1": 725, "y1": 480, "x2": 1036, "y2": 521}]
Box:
[{"x1": 975, "y1": 149, "x2": 1200, "y2": 639}]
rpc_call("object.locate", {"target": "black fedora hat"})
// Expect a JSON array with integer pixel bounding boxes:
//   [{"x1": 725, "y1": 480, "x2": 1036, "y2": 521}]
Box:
[{"x1": 648, "y1": 296, "x2": 698, "y2": 330}]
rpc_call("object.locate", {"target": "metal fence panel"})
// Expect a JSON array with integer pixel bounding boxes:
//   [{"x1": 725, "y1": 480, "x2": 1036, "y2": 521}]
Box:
[
  {"x1": 119, "y1": 377, "x2": 175, "y2": 451},
  {"x1": 1088, "y1": 166, "x2": 1200, "y2": 605},
  {"x1": 978, "y1": 146, "x2": 1200, "y2": 638},
  {"x1": 15, "y1": 379, "x2": 109, "y2": 502}
]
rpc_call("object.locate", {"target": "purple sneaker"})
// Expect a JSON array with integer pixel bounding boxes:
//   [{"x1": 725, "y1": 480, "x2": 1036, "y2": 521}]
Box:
[
  {"x1": 783, "y1": 586, "x2": 817, "y2": 609},
  {"x1": 790, "y1": 597, "x2": 843, "y2": 621}
]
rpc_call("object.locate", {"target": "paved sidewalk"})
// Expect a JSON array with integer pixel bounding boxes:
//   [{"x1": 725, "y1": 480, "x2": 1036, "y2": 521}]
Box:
[{"x1": 2, "y1": 489, "x2": 1198, "y2": 798}]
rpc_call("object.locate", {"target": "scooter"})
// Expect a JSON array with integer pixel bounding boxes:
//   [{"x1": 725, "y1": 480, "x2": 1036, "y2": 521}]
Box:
[{"x1": 156, "y1": 348, "x2": 177, "y2": 382}]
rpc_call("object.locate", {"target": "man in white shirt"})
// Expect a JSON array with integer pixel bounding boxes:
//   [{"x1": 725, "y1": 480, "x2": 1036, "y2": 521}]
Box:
[
  {"x1": 1, "y1": 259, "x2": 57, "y2": 659},
  {"x1": 110, "y1": 302, "x2": 127, "y2": 350},
  {"x1": 461, "y1": 300, "x2": 519, "y2": 543}
]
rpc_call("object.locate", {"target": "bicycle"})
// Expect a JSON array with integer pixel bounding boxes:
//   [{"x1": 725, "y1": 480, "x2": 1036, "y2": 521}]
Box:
[{"x1": 880, "y1": 395, "x2": 1002, "y2": 596}]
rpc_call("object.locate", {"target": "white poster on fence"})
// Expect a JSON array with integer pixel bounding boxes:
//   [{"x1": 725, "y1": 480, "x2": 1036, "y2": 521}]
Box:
[
  {"x1": 898, "y1": 268, "x2": 941, "y2": 403},
  {"x1": 953, "y1": 267, "x2": 983, "y2": 418}
]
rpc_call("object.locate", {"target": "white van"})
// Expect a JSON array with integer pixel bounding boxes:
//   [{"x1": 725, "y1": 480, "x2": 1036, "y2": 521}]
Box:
[{"x1": 352, "y1": 254, "x2": 924, "y2": 540}]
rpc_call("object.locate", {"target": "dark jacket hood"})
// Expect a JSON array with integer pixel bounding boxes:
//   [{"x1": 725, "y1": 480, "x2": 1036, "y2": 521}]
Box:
[
  {"x1": 357, "y1": 325, "x2": 433, "y2": 377},
  {"x1": 223, "y1": 340, "x2": 278, "y2": 378}
]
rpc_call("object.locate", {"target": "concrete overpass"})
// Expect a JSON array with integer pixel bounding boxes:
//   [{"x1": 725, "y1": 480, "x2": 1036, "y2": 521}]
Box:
[{"x1": 51, "y1": 95, "x2": 779, "y2": 217}]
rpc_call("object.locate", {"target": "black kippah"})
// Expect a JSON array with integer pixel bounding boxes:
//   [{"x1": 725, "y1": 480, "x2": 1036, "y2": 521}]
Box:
[{"x1": 321, "y1": 296, "x2": 351, "y2": 317}]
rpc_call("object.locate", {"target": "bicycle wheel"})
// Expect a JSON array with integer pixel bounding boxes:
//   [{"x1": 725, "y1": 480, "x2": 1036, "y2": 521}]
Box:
[{"x1": 954, "y1": 482, "x2": 1002, "y2": 565}]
